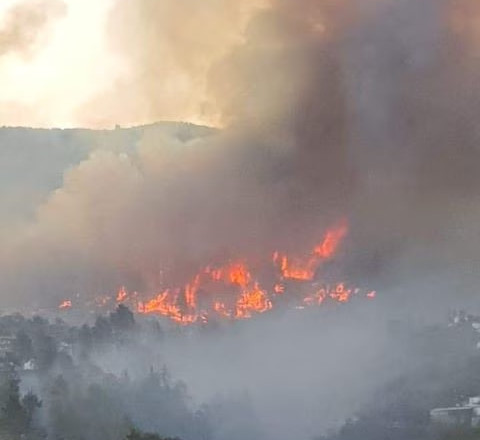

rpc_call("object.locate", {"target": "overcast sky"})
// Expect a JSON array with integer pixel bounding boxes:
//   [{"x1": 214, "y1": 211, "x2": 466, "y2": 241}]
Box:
[{"x1": 0, "y1": 1, "x2": 124, "y2": 128}]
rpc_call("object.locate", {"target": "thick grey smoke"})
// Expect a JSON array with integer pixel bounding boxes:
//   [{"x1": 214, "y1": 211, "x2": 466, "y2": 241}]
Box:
[
  {"x1": 343, "y1": 0, "x2": 480, "y2": 313},
  {"x1": 1, "y1": 0, "x2": 480, "y2": 312},
  {"x1": 0, "y1": 0, "x2": 66, "y2": 57},
  {"x1": 91, "y1": 305, "x2": 397, "y2": 440}
]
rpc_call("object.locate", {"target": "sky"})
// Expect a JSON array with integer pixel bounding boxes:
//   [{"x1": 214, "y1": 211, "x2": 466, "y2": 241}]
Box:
[
  {"x1": 0, "y1": 0, "x2": 125, "y2": 128},
  {"x1": 0, "y1": 0, "x2": 264, "y2": 128}
]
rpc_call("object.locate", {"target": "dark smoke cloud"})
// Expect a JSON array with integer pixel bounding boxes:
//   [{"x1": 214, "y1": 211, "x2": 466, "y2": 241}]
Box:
[
  {"x1": 343, "y1": 0, "x2": 480, "y2": 311},
  {"x1": 0, "y1": 0, "x2": 67, "y2": 57},
  {"x1": 1, "y1": 0, "x2": 480, "y2": 314}
]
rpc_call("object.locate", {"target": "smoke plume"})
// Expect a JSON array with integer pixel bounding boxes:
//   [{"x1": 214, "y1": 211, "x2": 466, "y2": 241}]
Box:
[
  {"x1": 0, "y1": 0, "x2": 480, "y2": 314},
  {"x1": 76, "y1": 0, "x2": 267, "y2": 127},
  {"x1": 0, "y1": 0, "x2": 66, "y2": 57}
]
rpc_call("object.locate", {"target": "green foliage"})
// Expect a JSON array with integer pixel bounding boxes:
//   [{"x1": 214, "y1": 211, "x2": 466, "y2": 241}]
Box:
[
  {"x1": 33, "y1": 331, "x2": 57, "y2": 371},
  {"x1": 317, "y1": 319, "x2": 480, "y2": 440},
  {"x1": 0, "y1": 309, "x2": 207, "y2": 440},
  {"x1": 47, "y1": 375, "x2": 131, "y2": 440},
  {"x1": 12, "y1": 331, "x2": 33, "y2": 365},
  {"x1": 0, "y1": 375, "x2": 42, "y2": 440},
  {"x1": 110, "y1": 305, "x2": 135, "y2": 332}
]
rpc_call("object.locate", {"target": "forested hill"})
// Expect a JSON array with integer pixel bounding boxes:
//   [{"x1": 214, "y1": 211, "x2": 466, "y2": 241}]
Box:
[
  {"x1": 318, "y1": 313, "x2": 480, "y2": 440},
  {"x1": 2, "y1": 307, "x2": 480, "y2": 440},
  {"x1": 0, "y1": 122, "x2": 215, "y2": 227}
]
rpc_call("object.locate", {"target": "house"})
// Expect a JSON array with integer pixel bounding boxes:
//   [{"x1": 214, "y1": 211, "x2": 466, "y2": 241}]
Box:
[
  {"x1": 430, "y1": 397, "x2": 480, "y2": 428},
  {"x1": 430, "y1": 407, "x2": 475, "y2": 427}
]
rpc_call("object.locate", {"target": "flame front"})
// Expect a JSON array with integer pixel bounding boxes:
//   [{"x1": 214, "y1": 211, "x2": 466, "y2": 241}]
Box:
[{"x1": 59, "y1": 222, "x2": 376, "y2": 324}]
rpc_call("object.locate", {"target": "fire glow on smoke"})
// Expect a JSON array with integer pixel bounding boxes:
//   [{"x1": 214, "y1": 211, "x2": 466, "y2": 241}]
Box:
[{"x1": 59, "y1": 222, "x2": 376, "y2": 324}]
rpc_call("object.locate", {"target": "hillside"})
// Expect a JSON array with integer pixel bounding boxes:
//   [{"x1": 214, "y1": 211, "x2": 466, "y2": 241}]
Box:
[{"x1": 0, "y1": 123, "x2": 216, "y2": 226}]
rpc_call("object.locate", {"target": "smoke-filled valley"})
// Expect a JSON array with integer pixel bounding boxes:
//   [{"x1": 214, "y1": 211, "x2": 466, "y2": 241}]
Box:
[{"x1": 1, "y1": 0, "x2": 480, "y2": 439}]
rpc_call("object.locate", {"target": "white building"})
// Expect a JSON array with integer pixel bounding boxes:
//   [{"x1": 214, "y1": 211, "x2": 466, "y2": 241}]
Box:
[{"x1": 430, "y1": 397, "x2": 480, "y2": 428}]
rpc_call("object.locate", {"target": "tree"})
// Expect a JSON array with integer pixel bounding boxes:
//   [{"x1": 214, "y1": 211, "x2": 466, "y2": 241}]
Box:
[
  {"x1": 13, "y1": 331, "x2": 33, "y2": 365},
  {"x1": 22, "y1": 392, "x2": 42, "y2": 425},
  {"x1": 110, "y1": 305, "x2": 135, "y2": 332},
  {"x1": 0, "y1": 375, "x2": 42, "y2": 440},
  {"x1": 0, "y1": 377, "x2": 26, "y2": 438},
  {"x1": 92, "y1": 315, "x2": 113, "y2": 342},
  {"x1": 34, "y1": 332, "x2": 57, "y2": 371}
]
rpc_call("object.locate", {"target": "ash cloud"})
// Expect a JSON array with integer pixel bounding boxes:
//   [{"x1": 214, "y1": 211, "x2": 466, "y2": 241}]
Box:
[{"x1": 0, "y1": 0, "x2": 67, "y2": 57}]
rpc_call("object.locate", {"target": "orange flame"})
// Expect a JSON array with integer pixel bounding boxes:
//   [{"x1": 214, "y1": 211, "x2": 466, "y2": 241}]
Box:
[
  {"x1": 228, "y1": 263, "x2": 251, "y2": 288},
  {"x1": 314, "y1": 222, "x2": 347, "y2": 258},
  {"x1": 235, "y1": 283, "x2": 272, "y2": 319},
  {"x1": 60, "y1": 222, "x2": 377, "y2": 325},
  {"x1": 273, "y1": 221, "x2": 348, "y2": 282},
  {"x1": 185, "y1": 275, "x2": 200, "y2": 309},
  {"x1": 116, "y1": 286, "x2": 128, "y2": 302}
]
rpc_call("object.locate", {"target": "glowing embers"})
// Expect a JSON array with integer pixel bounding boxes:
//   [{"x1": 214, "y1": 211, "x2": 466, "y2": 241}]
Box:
[
  {"x1": 235, "y1": 283, "x2": 272, "y2": 319},
  {"x1": 59, "y1": 299, "x2": 72, "y2": 310},
  {"x1": 116, "y1": 286, "x2": 128, "y2": 302},
  {"x1": 303, "y1": 283, "x2": 353, "y2": 306}
]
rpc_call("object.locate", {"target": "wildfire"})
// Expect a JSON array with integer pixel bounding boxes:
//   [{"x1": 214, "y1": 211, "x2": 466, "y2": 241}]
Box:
[
  {"x1": 273, "y1": 222, "x2": 348, "y2": 282},
  {"x1": 235, "y1": 283, "x2": 272, "y2": 319},
  {"x1": 59, "y1": 300, "x2": 72, "y2": 310},
  {"x1": 59, "y1": 222, "x2": 377, "y2": 324},
  {"x1": 314, "y1": 222, "x2": 347, "y2": 258},
  {"x1": 116, "y1": 286, "x2": 128, "y2": 302}
]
